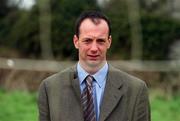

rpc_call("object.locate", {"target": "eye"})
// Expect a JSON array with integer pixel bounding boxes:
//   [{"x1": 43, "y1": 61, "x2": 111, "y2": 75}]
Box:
[
  {"x1": 97, "y1": 39, "x2": 106, "y2": 44},
  {"x1": 83, "y1": 38, "x2": 92, "y2": 43}
]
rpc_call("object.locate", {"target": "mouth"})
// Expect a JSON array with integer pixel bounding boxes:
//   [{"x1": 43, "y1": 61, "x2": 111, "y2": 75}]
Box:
[{"x1": 87, "y1": 55, "x2": 99, "y2": 60}]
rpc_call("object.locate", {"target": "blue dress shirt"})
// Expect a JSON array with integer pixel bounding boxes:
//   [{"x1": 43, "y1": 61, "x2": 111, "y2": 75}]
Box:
[{"x1": 77, "y1": 62, "x2": 108, "y2": 121}]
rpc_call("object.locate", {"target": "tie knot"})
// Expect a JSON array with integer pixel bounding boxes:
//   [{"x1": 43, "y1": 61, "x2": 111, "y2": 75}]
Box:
[{"x1": 85, "y1": 75, "x2": 93, "y2": 87}]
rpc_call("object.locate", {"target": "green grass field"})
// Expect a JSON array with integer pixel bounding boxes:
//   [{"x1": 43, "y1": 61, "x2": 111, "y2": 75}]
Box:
[
  {"x1": 0, "y1": 89, "x2": 180, "y2": 121},
  {"x1": 0, "y1": 90, "x2": 38, "y2": 121},
  {"x1": 150, "y1": 93, "x2": 180, "y2": 121}
]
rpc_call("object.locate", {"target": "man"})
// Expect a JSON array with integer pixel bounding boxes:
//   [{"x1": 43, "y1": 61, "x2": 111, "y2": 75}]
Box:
[{"x1": 38, "y1": 11, "x2": 151, "y2": 121}]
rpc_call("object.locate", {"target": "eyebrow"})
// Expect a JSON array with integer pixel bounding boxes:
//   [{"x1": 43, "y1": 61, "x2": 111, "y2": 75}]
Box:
[{"x1": 81, "y1": 36, "x2": 107, "y2": 39}]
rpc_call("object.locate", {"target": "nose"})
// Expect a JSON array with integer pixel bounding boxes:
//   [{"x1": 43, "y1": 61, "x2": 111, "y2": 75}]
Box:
[{"x1": 90, "y1": 41, "x2": 98, "y2": 52}]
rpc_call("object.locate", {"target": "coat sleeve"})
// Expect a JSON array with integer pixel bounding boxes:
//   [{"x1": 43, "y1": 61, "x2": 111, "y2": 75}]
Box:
[
  {"x1": 38, "y1": 81, "x2": 50, "y2": 121},
  {"x1": 133, "y1": 82, "x2": 151, "y2": 121}
]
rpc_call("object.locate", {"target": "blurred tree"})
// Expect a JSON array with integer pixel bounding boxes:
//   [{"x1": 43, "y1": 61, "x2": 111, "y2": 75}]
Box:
[
  {"x1": 102, "y1": 0, "x2": 180, "y2": 60},
  {"x1": 0, "y1": 0, "x2": 100, "y2": 59},
  {"x1": 0, "y1": 0, "x2": 20, "y2": 48},
  {"x1": 141, "y1": 14, "x2": 180, "y2": 60},
  {"x1": 1, "y1": 0, "x2": 180, "y2": 60},
  {"x1": 6, "y1": 9, "x2": 40, "y2": 58},
  {"x1": 139, "y1": 0, "x2": 169, "y2": 14},
  {"x1": 102, "y1": 0, "x2": 131, "y2": 59},
  {"x1": 0, "y1": 0, "x2": 9, "y2": 18},
  {"x1": 126, "y1": 0, "x2": 143, "y2": 60},
  {"x1": 139, "y1": 0, "x2": 180, "y2": 60},
  {"x1": 38, "y1": 0, "x2": 54, "y2": 59}
]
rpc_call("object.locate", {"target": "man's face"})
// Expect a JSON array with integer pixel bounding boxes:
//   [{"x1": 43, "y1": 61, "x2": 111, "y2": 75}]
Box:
[{"x1": 73, "y1": 18, "x2": 111, "y2": 68}]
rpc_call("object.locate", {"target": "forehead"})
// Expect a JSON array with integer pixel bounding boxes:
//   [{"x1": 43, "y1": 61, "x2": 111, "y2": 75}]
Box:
[{"x1": 79, "y1": 18, "x2": 109, "y2": 36}]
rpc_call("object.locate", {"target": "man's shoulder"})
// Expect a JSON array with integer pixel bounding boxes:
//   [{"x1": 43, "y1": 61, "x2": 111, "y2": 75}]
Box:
[
  {"x1": 41, "y1": 65, "x2": 76, "y2": 84},
  {"x1": 109, "y1": 64, "x2": 147, "y2": 88}
]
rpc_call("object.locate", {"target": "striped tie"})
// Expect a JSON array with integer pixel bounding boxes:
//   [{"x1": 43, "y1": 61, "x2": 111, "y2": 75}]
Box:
[{"x1": 81, "y1": 75, "x2": 96, "y2": 121}]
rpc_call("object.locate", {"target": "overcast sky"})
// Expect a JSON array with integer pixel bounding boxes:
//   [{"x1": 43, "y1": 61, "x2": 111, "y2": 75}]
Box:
[{"x1": 9, "y1": 0, "x2": 36, "y2": 10}]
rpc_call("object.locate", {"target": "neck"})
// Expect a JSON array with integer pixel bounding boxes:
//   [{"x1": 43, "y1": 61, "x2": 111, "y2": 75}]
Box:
[{"x1": 79, "y1": 61, "x2": 106, "y2": 75}]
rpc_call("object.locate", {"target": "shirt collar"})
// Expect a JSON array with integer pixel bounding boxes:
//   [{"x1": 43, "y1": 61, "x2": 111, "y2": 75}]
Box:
[
  {"x1": 77, "y1": 63, "x2": 89, "y2": 85},
  {"x1": 77, "y1": 62, "x2": 108, "y2": 88}
]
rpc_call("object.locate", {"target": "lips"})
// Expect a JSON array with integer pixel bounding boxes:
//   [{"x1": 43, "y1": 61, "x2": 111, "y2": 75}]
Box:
[{"x1": 87, "y1": 55, "x2": 99, "y2": 60}]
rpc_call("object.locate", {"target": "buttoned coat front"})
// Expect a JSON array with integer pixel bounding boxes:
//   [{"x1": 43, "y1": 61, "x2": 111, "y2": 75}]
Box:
[{"x1": 38, "y1": 65, "x2": 151, "y2": 121}]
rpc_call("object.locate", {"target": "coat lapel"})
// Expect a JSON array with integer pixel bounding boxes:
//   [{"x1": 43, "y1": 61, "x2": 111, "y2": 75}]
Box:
[
  {"x1": 71, "y1": 74, "x2": 81, "y2": 102},
  {"x1": 70, "y1": 65, "x2": 84, "y2": 121},
  {"x1": 99, "y1": 65, "x2": 124, "y2": 121}
]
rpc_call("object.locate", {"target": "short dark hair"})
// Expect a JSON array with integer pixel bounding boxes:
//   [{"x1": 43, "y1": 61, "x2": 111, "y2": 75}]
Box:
[{"x1": 75, "y1": 10, "x2": 111, "y2": 38}]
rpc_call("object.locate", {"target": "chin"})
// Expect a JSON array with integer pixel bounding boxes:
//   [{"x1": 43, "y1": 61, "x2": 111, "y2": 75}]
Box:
[{"x1": 86, "y1": 60, "x2": 102, "y2": 67}]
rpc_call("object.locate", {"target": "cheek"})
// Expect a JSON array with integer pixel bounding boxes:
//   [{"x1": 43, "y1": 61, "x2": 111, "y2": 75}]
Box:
[
  {"x1": 99, "y1": 46, "x2": 108, "y2": 53},
  {"x1": 79, "y1": 45, "x2": 89, "y2": 52}
]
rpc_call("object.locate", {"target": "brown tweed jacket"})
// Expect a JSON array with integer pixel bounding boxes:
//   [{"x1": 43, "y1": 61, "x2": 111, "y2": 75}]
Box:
[{"x1": 38, "y1": 64, "x2": 151, "y2": 121}]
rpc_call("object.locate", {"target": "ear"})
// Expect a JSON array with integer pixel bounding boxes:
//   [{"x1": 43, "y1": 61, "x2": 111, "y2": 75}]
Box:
[
  {"x1": 73, "y1": 35, "x2": 79, "y2": 49},
  {"x1": 107, "y1": 35, "x2": 112, "y2": 49}
]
